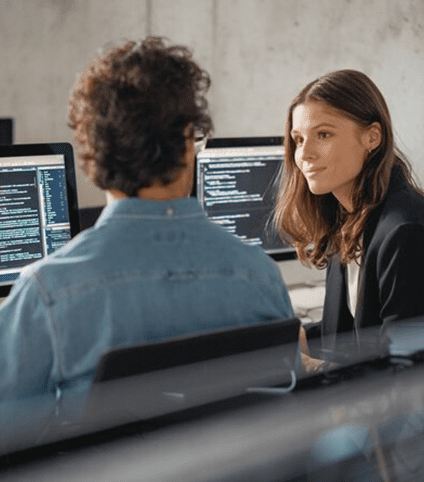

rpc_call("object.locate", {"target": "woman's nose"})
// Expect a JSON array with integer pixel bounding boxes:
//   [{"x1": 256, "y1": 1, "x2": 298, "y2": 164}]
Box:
[{"x1": 299, "y1": 138, "x2": 317, "y2": 160}]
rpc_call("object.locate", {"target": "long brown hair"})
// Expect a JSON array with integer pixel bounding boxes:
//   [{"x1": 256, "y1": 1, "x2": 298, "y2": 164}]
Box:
[{"x1": 274, "y1": 69, "x2": 420, "y2": 268}]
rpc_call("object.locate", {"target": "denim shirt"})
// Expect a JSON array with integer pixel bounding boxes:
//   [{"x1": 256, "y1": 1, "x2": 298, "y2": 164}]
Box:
[{"x1": 0, "y1": 197, "x2": 293, "y2": 447}]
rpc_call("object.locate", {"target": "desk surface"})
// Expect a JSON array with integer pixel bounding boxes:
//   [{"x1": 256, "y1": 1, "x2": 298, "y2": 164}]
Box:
[
  {"x1": 276, "y1": 258, "x2": 326, "y2": 288},
  {"x1": 277, "y1": 259, "x2": 326, "y2": 324}
]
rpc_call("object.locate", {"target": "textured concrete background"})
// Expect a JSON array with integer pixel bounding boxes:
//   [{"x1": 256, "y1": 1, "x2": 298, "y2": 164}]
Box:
[{"x1": 1, "y1": 0, "x2": 423, "y2": 207}]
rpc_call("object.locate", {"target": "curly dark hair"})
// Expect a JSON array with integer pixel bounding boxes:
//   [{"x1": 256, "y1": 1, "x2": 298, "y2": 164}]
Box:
[{"x1": 67, "y1": 37, "x2": 213, "y2": 195}]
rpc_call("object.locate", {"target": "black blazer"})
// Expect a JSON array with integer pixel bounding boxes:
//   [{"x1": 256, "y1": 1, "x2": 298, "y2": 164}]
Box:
[{"x1": 321, "y1": 171, "x2": 424, "y2": 359}]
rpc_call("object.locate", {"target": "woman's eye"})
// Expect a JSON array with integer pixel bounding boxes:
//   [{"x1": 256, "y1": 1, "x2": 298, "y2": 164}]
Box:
[{"x1": 318, "y1": 131, "x2": 330, "y2": 139}]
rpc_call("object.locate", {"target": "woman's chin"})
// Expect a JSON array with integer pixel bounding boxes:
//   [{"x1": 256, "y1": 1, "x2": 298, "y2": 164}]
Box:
[{"x1": 307, "y1": 183, "x2": 329, "y2": 196}]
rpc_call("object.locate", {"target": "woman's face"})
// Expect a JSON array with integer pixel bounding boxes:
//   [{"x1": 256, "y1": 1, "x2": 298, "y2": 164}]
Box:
[{"x1": 291, "y1": 100, "x2": 371, "y2": 211}]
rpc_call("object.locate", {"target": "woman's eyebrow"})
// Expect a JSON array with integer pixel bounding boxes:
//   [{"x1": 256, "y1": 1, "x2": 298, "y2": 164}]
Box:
[{"x1": 291, "y1": 122, "x2": 338, "y2": 135}]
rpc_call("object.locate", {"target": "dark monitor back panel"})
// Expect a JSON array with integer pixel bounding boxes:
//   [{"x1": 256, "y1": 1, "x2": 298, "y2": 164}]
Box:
[
  {"x1": 0, "y1": 118, "x2": 14, "y2": 146},
  {"x1": 194, "y1": 136, "x2": 295, "y2": 261},
  {"x1": 0, "y1": 143, "x2": 80, "y2": 297}
]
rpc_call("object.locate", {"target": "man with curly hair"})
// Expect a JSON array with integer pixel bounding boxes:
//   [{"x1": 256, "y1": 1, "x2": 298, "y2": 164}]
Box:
[{"x1": 0, "y1": 38, "x2": 293, "y2": 437}]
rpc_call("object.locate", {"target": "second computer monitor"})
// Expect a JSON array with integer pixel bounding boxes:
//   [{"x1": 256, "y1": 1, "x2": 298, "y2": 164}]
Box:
[
  {"x1": 195, "y1": 137, "x2": 294, "y2": 259},
  {"x1": 0, "y1": 142, "x2": 80, "y2": 297}
]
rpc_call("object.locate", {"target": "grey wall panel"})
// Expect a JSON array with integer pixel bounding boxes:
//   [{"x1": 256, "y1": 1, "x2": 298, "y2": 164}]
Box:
[{"x1": 1, "y1": 0, "x2": 423, "y2": 206}]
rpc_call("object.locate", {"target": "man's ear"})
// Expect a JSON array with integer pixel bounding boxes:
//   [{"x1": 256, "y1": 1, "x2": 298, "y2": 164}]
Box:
[{"x1": 366, "y1": 121, "x2": 382, "y2": 152}]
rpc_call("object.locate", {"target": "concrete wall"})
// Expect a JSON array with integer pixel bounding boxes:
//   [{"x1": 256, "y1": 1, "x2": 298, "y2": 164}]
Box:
[{"x1": 1, "y1": 0, "x2": 423, "y2": 207}]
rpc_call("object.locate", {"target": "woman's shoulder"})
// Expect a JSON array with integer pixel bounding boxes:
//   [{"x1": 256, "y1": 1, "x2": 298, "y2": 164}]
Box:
[
  {"x1": 382, "y1": 185, "x2": 424, "y2": 223},
  {"x1": 365, "y1": 185, "x2": 424, "y2": 252}
]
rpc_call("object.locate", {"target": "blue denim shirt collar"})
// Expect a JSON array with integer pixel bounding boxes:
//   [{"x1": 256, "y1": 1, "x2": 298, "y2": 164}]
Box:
[{"x1": 96, "y1": 197, "x2": 206, "y2": 224}]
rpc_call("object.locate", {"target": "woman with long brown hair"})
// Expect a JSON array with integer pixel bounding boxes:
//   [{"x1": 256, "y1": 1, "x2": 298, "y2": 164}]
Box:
[{"x1": 275, "y1": 69, "x2": 424, "y2": 370}]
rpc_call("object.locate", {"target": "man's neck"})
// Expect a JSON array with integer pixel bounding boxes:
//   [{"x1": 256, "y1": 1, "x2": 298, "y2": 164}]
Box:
[
  {"x1": 106, "y1": 131, "x2": 195, "y2": 204},
  {"x1": 106, "y1": 181, "x2": 191, "y2": 204}
]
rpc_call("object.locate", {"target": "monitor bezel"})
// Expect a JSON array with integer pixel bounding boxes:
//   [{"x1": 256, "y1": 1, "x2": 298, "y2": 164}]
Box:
[
  {"x1": 193, "y1": 136, "x2": 295, "y2": 262},
  {"x1": 0, "y1": 142, "x2": 80, "y2": 297},
  {"x1": 0, "y1": 117, "x2": 14, "y2": 146}
]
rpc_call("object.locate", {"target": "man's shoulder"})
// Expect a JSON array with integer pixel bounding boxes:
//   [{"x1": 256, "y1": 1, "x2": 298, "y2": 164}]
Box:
[{"x1": 17, "y1": 230, "x2": 97, "y2": 290}]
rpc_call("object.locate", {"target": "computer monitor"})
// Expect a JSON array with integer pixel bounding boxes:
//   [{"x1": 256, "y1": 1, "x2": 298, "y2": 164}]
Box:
[
  {"x1": 0, "y1": 143, "x2": 80, "y2": 297},
  {"x1": 0, "y1": 117, "x2": 14, "y2": 146},
  {"x1": 194, "y1": 137, "x2": 295, "y2": 260}
]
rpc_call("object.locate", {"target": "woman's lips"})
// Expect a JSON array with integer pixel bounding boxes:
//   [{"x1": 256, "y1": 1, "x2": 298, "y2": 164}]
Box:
[{"x1": 303, "y1": 167, "x2": 326, "y2": 175}]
